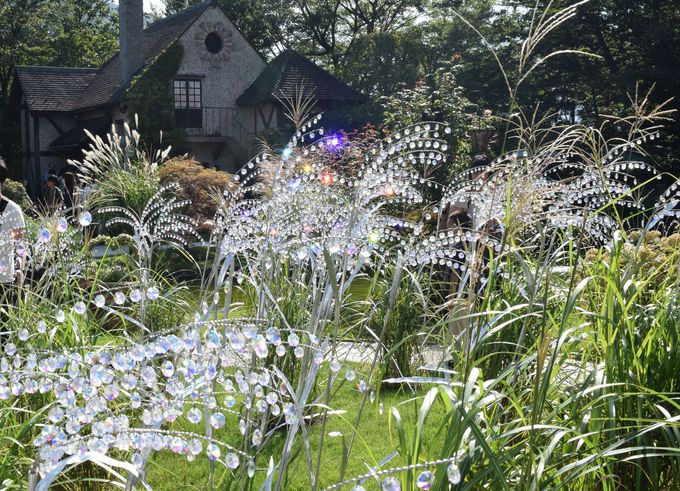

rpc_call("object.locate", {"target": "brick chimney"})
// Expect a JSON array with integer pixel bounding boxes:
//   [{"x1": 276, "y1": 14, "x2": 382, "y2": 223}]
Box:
[{"x1": 119, "y1": 0, "x2": 144, "y2": 86}]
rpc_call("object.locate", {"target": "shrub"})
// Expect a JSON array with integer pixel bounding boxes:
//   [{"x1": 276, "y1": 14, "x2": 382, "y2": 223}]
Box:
[
  {"x1": 158, "y1": 157, "x2": 235, "y2": 232},
  {"x1": 74, "y1": 119, "x2": 165, "y2": 222},
  {"x1": 94, "y1": 166, "x2": 160, "y2": 213},
  {"x1": 2, "y1": 178, "x2": 32, "y2": 211}
]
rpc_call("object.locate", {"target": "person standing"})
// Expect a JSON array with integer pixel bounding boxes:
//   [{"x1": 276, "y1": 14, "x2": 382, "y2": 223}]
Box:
[
  {"x1": 62, "y1": 172, "x2": 80, "y2": 216},
  {"x1": 0, "y1": 158, "x2": 26, "y2": 330},
  {"x1": 44, "y1": 174, "x2": 64, "y2": 214}
]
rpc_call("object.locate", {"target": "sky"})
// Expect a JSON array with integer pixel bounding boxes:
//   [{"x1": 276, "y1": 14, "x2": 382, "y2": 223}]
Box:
[{"x1": 143, "y1": 0, "x2": 165, "y2": 14}]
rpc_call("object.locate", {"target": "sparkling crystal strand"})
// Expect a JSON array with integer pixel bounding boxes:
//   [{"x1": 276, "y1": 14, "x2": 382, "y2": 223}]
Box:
[
  {"x1": 225, "y1": 452, "x2": 239, "y2": 469},
  {"x1": 210, "y1": 412, "x2": 226, "y2": 429},
  {"x1": 78, "y1": 211, "x2": 92, "y2": 227},
  {"x1": 381, "y1": 476, "x2": 401, "y2": 491},
  {"x1": 206, "y1": 443, "x2": 220, "y2": 461},
  {"x1": 416, "y1": 471, "x2": 433, "y2": 489},
  {"x1": 56, "y1": 217, "x2": 68, "y2": 233},
  {"x1": 447, "y1": 463, "x2": 461, "y2": 484},
  {"x1": 146, "y1": 287, "x2": 160, "y2": 301},
  {"x1": 129, "y1": 289, "x2": 142, "y2": 303},
  {"x1": 113, "y1": 292, "x2": 125, "y2": 305},
  {"x1": 73, "y1": 301, "x2": 86, "y2": 315}
]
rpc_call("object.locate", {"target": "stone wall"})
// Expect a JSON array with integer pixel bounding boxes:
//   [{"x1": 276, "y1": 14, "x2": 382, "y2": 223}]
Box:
[{"x1": 175, "y1": 3, "x2": 266, "y2": 172}]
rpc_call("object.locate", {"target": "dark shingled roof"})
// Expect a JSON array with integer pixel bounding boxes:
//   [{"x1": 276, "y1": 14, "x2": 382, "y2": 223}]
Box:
[
  {"x1": 238, "y1": 50, "x2": 367, "y2": 105},
  {"x1": 14, "y1": 66, "x2": 98, "y2": 112},
  {"x1": 74, "y1": 1, "x2": 212, "y2": 110}
]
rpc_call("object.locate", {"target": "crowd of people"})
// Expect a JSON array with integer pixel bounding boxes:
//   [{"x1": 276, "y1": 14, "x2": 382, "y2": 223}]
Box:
[{"x1": 41, "y1": 167, "x2": 81, "y2": 215}]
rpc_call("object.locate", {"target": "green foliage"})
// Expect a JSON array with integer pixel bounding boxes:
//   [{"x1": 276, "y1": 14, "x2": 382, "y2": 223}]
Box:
[
  {"x1": 320, "y1": 102, "x2": 384, "y2": 134},
  {"x1": 87, "y1": 159, "x2": 161, "y2": 239},
  {"x1": 163, "y1": 0, "x2": 200, "y2": 15},
  {"x1": 43, "y1": 0, "x2": 118, "y2": 68},
  {"x1": 142, "y1": 277, "x2": 195, "y2": 332},
  {"x1": 382, "y1": 63, "x2": 474, "y2": 196},
  {"x1": 285, "y1": 0, "x2": 427, "y2": 69},
  {"x1": 1, "y1": 178, "x2": 31, "y2": 211},
  {"x1": 363, "y1": 266, "x2": 428, "y2": 380},
  {"x1": 127, "y1": 43, "x2": 185, "y2": 149},
  {"x1": 340, "y1": 29, "x2": 427, "y2": 98},
  {"x1": 86, "y1": 234, "x2": 137, "y2": 282},
  {"x1": 95, "y1": 166, "x2": 160, "y2": 216},
  {"x1": 78, "y1": 120, "x2": 165, "y2": 221},
  {"x1": 382, "y1": 62, "x2": 471, "y2": 132},
  {"x1": 216, "y1": 0, "x2": 291, "y2": 56},
  {"x1": 361, "y1": 225, "x2": 680, "y2": 490}
]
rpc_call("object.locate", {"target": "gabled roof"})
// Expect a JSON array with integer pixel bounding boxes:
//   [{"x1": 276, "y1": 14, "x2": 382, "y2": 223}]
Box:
[
  {"x1": 74, "y1": 1, "x2": 213, "y2": 111},
  {"x1": 238, "y1": 50, "x2": 367, "y2": 105},
  {"x1": 14, "y1": 66, "x2": 98, "y2": 112}
]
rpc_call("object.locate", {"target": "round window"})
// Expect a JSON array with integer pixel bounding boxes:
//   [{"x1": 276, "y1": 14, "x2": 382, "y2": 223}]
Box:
[{"x1": 205, "y1": 32, "x2": 223, "y2": 54}]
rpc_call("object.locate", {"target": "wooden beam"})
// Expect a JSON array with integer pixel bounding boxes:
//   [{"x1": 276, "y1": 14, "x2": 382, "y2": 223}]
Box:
[
  {"x1": 23, "y1": 109, "x2": 31, "y2": 187},
  {"x1": 33, "y1": 113, "x2": 41, "y2": 193}
]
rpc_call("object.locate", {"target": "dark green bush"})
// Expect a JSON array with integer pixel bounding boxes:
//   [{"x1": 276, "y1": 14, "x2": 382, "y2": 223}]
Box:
[{"x1": 2, "y1": 178, "x2": 32, "y2": 211}]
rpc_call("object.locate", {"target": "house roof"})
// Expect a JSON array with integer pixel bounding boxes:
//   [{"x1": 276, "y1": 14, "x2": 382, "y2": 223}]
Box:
[
  {"x1": 14, "y1": 66, "x2": 98, "y2": 112},
  {"x1": 15, "y1": 3, "x2": 365, "y2": 115},
  {"x1": 238, "y1": 50, "x2": 367, "y2": 105},
  {"x1": 74, "y1": 1, "x2": 213, "y2": 111}
]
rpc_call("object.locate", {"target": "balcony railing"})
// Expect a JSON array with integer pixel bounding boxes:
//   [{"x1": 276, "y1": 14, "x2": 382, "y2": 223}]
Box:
[{"x1": 175, "y1": 106, "x2": 247, "y2": 141}]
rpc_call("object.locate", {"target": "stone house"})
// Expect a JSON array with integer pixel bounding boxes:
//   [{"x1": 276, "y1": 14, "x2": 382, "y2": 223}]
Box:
[{"x1": 10, "y1": 0, "x2": 366, "y2": 196}]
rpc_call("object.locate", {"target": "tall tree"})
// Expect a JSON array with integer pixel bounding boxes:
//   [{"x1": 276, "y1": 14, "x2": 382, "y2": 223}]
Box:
[
  {"x1": 217, "y1": 0, "x2": 291, "y2": 56},
  {"x1": 163, "y1": 0, "x2": 199, "y2": 15},
  {"x1": 339, "y1": 28, "x2": 428, "y2": 97},
  {"x1": 490, "y1": 0, "x2": 680, "y2": 165},
  {"x1": 46, "y1": 0, "x2": 118, "y2": 67},
  {"x1": 286, "y1": 0, "x2": 426, "y2": 70},
  {"x1": 1, "y1": 0, "x2": 117, "y2": 108},
  {"x1": 0, "y1": 0, "x2": 50, "y2": 110}
]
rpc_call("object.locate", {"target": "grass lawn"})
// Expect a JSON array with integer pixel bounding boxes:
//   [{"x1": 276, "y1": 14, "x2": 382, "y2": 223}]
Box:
[
  {"x1": 143, "y1": 278, "x2": 444, "y2": 489},
  {"x1": 144, "y1": 367, "x2": 448, "y2": 490}
]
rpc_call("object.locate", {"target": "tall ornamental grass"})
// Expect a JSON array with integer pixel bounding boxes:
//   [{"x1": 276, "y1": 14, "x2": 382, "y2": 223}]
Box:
[{"x1": 1, "y1": 1, "x2": 680, "y2": 489}]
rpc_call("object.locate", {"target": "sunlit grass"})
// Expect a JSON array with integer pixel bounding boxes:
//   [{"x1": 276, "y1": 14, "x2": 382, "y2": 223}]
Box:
[{"x1": 145, "y1": 368, "x2": 447, "y2": 490}]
